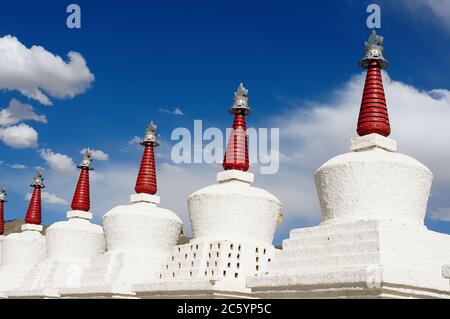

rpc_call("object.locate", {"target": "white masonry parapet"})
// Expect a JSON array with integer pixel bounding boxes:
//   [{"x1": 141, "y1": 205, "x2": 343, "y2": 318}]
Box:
[
  {"x1": 248, "y1": 134, "x2": 450, "y2": 299},
  {"x1": 133, "y1": 170, "x2": 282, "y2": 298}
]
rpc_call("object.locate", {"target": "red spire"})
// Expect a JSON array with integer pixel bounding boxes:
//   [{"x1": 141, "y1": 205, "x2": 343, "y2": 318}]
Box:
[
  {"x1": 357, "y1": 30, "x2": 391, "y2": 137},
  {"x1": 135, "y1": 122, "x2": 159, "y2": 195},
  {"x1": 25, "y1": 170, "x2": 45, "y2": 225},
  {"x1": 71, "y1": 150, "x2": 93, "y2": 211},
  {"x1": 223, "y1": 83, "x2": 251, "y2": 172},
  {"x1": 0, "y1": 187, "x2": 6, "y2": 235}
]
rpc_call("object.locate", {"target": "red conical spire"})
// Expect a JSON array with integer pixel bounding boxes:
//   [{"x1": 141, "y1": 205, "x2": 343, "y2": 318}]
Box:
[
  {"x1": 71, "y1": 149, "x2": 93, "y2": 211},
  {"x1": 135, "y1": 122, "x2": 159, "y2": 195},
  {"x1": 357, "y1": 30, "x2": 391, "y2": 137},
  {"x1": 0, "y1": 187, "x2": 6, "y2": 235},
  {"x1": 223, "y1": 83, "x2": 251, "y2": 172},
  {"x1": 25, "y1": 170, "x2": 45, "y2": 225}
]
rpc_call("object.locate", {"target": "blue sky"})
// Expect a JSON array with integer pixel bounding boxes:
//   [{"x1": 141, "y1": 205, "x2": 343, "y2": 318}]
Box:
[{"x1": 1, "y1": 0, "x2": 450, "y2": 244}]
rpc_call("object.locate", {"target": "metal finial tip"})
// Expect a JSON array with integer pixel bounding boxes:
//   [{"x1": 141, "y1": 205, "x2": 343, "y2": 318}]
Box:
[
  {"x1": 368, "y1": 29, "x2": 383, "y2": 46},
  {"x1": 31, "y1": 169, "x2": 45, "y2": 188},
  {"x1": 236, "y1": 83, "x2": 248, "y2": 97},
  {"x1": 229, "y1": 82, "x2": 252, "y2": 115},
  {"x1": 79, "y1": 148, "x2": 94, "y2": 170},
  {"x1": 358, "y1": 30, "x2": 389, "y2": 70},
  {"x1": 0, "y1": 186, "x2": 6, "y2": 202},
  {"x1": 141, "y1": 121, "x2": 160, "y2": 146}
]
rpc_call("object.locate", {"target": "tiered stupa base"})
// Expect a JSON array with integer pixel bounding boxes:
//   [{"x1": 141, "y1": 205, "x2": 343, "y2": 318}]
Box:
[
  {"x1": 248, "y1": 220, "x2": 450, "y2": 298},
  {"x1": 134, "y1": 238, "x2": 274, "y2": 298}
]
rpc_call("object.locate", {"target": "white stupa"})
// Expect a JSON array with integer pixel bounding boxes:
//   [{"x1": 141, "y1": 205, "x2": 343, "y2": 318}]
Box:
[
  {"x1": 0, "y1": 170, "x2": 47, "y2": 295},
  {"x1": 7, "y1": 150, "x2": 106, "y2": 298},
  {"x1": 60, "y1": 122, "x2": 183, "y2": 298},
  {"x1": 133, "y1": 84, "x2": 282, "y2": 299},
  {"x1": 248, "y1": 31, "x2": 450, "y2": 299}
]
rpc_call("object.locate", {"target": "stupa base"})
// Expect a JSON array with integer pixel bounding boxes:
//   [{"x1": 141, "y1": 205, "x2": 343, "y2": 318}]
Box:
[
  {"x1": 248, "y1": 220, "x2": 450, "y2": 299},
  {"x1": 133, "y1": 237, "x2": 274, "y2": 299}
]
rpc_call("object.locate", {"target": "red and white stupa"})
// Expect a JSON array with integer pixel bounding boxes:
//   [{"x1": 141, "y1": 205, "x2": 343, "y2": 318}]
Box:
[
  {"x1": 6, "y1": 150, "x2": 107, "y2": 298},
  {"x1": 0, "y1": 170, "x2": 48, "y2": 293},
  {"x1": 63, "y1": 123, "x2": 182, "y2": 298},
  {"x1": 0, "y1": 187, "x2": 7, "y2": 260},
  {"x1": 133, "y1": 83, "x2": 282, "y2": 298},
  {"x1": 248, "y1": 30, "x2": 450, "y2": 298}
]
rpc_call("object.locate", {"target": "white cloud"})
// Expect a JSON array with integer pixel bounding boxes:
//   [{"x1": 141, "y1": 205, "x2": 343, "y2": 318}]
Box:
[
  {"x1": 158, "y1": 107, "x2": 184, "y2": 116},
  {"x1": 80, "y1": 148, "x2": 109, "y2": 161},
  {"x1": 26, "y1": 191, "x2": 68, "y2": 206},
  {"x1": 0, "y1": 35, "x2": 94, "y2": 105},
  {"x1": 128, "y1": 136, "x2": 141, "y2": 145},
  {"x1": 398, "y1": 0, "x2": 450, "y2": 32},
  {"x1": 0, "y1": 98, "x2": 47, "y2": 126},
  {"x1": 0, "y1": 123, "x2": 38, "y2": 148},
  {"x1": 39, "y1": 149, "x2": 76, "y2": 176},
  {"x1": 430, "y1": 207, "x2": 450, "y2": 222},
  {"x1": 10, "y1": 164, "x2": 26, "y2": 169}
]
